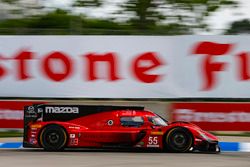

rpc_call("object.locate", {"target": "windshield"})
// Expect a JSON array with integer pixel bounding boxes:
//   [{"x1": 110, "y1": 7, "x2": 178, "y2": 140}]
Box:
[{"x1": 148, "y1": 116, "x2": 168, "y2": 126}]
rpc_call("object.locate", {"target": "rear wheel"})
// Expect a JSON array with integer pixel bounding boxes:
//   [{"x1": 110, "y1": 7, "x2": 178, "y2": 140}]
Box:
[
  {"x1": 39, "y1": 125, "x2": 67, "y2": 151},
  {"x1": 164, "y1": 127, "x2": 193, "y2": 153}
]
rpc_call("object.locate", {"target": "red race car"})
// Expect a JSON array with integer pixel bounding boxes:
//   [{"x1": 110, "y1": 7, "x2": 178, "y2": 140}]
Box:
[{"x1": 23, "y1": 104, "x2": 220, "y2": 153}]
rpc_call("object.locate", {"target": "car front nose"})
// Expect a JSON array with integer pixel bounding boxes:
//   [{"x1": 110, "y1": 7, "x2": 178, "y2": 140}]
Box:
[{"x1": 194, "y1": 131, "x2": 220, "y2": 153}]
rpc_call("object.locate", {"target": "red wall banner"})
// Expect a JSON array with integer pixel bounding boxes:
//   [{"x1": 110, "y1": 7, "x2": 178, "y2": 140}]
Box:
[
  {"x1": 171, "y1": 103, "x2": 250, "y2": 131},
  {"x1": 0, "y1": 101, "x2": 44, "y2": 129}
]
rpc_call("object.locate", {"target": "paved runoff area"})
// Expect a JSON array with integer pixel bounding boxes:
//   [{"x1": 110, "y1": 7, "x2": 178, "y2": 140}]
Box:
[
  {"x1": 1, "y1": 136, "x2": 250, "y2": 167},
  {"x1": 0, "y1": 149, "x2": 250, "y2": 167}
]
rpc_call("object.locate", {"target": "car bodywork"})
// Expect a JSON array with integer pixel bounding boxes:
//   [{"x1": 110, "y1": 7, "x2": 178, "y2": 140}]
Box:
[{"x1": 23, "y1": 104, "x2": 220, "y2": 152}]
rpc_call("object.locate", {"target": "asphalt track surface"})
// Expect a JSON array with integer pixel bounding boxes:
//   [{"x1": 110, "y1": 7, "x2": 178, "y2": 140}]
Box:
[{"x1": 0, "y1": 148, "x2": 250, "y2": 167}]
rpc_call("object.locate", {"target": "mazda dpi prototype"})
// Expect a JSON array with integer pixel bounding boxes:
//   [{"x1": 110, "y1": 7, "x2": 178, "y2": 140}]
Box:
[{"x1": 23, "y1": 105, "x2": 220, "y2": 152}]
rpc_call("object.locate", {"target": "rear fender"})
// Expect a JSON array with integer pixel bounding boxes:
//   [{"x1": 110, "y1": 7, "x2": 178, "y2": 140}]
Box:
[{"x1": 37, "y1": 122, "x2": 87, "y2": 147}]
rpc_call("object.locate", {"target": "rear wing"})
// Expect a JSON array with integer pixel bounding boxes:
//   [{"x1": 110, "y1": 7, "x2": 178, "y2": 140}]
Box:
[{"x1": 23, "y1": 104, "x2": 144, "y2": 146}]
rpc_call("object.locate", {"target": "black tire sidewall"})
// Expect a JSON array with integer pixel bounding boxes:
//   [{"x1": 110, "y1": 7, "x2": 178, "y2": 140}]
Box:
[
  {"x1": 40, "y1": 125, "x2": 67, "y2": 151},
  {"x1": 164, "y1": 127, "x2": 193, "y2": 153}
]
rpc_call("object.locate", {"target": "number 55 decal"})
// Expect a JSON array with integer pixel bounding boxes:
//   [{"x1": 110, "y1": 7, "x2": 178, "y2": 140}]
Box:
[{"x1": 148, "y1": 136, "x2": 158, "y2": 145}]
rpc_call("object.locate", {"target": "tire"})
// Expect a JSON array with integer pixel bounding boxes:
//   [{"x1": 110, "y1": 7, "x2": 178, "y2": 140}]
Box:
[
  {"x1": 39, "y1": 125, "x2": 67, "y2": 151},
  {"x1": 164, "y1": 127, "x2": 193, "y2": 153}
]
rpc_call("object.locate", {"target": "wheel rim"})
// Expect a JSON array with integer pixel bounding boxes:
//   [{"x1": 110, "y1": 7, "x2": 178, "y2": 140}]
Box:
[
  {"x1": 167, "y1": 130, "x2": 192, "y2": 152},
  {"x1": 173, "y1": 133, "x2": 186, "y2": 147},
  {"x1": 40, "y1": 126, "x2": 67, "y2": 151},
  {"x1": 47, "y1": 132, "x2": 60, "y2": 144},
  {"x1": 44, "y1": 130, "x2": 63, "y2": 147}
]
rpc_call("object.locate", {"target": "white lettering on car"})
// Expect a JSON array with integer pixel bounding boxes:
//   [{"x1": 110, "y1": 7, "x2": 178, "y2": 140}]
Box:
[{"x1": 45, "y1": 107, "x2": 79, "y2": 114}]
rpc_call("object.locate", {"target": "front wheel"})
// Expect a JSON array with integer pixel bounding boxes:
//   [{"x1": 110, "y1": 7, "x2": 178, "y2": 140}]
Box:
[
  {"x1": 39, "y1": 125, "x2": 67, "y2": 151},
  {"x1": 164, "y1": 127, "x2": 193, "y2": 153}
]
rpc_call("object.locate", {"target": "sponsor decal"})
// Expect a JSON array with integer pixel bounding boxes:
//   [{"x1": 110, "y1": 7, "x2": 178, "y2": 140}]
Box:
[
  {"x1": 45, "y1": 107, "x2": 79, "y2": 114},
  {"x1": 107, "y1": 120, "x2": 114, "y2": 126},
  {"x1": 146, "y1": 145, "x2": 160, "y2": 148},
  {"x1": 70, "y1": 138, "x2": 79, "y2": 145},
  {"x1": 38, "y1": 108, "x2": 43, "y2": 113},
  {"x1": 70, "y1": 134, "x2": 76, "y2": 138},
  {"x1": 147, "y1": 136, "x2": 159, "y2": 147},
  {"x1": 150, "y1": 131, "x2": 164, "y2": 135},
  {"x1": 30, "y1": 124, "x2": 42, "y2": 128},
  {"x1": 27, "y1": 106, "x2": 35, "y2": 114},
  {"x1": 29, "y1": 138, "x2": 37, "y2": 145},
  {"x1": 31, "y1": 132, "x2": 37, "y2": 135},
  {"x1": 69, "y1": 126, "x2": 80, "y2": 129}
]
